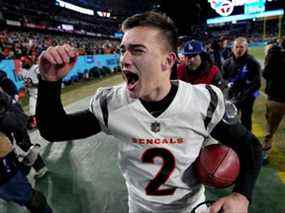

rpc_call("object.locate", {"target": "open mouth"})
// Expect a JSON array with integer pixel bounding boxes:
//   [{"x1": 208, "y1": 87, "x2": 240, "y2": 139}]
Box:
[{"x1": 123, "y1": 70, "x2": 139, "y2": 91}]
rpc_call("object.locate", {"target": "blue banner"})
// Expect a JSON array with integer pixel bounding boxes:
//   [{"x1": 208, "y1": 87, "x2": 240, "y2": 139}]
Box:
[
  {"x1": 63, "y1": 54, "x2": 119, "y2": 81},
  {"x1": 0, "y1": 54, "x2": 120, "y2": 89},
  {"x1": 0, "y1": 59, "x2": 24, "y2": 90}
]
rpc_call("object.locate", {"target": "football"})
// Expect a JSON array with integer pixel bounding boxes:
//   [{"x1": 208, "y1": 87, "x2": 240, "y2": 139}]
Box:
[{"x1": 194, "y1": 144, "x2": 240, "y2": 188}]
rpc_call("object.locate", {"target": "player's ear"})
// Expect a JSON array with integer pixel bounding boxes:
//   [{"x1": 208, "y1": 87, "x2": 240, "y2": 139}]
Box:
[{"x1": 162, "y1": 52, "x2": 177, "y2": 71}]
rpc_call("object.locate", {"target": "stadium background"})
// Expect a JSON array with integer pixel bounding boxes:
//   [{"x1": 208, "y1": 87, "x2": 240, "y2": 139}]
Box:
[{"x1": 0, "y1": 0, "x2": 285, "y2": 212}]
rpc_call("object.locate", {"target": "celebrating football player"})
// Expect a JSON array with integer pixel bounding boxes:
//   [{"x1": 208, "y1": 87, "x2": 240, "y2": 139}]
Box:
[{"x1": 36, "y1": 11, "x2": 262, "y2": 213}]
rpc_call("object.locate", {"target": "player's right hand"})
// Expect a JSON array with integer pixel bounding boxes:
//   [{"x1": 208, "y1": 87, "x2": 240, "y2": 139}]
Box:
[{"x1": 39, "y1": 44, "x2": 78, "y2": 82}]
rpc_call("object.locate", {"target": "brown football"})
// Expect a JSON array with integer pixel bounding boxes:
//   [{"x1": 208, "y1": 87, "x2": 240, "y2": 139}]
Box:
[{"x1": 194, "y1": 144, "x2": 240, "y2": 188}]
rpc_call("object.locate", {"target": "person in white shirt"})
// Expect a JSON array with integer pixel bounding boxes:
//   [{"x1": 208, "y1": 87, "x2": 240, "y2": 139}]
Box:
[{"x1": 20, "y1": 56, "x2": 40, "y2": 129}]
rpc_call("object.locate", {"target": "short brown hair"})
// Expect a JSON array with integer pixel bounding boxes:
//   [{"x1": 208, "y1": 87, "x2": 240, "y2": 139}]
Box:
[{"x1": 121, "y1": 11, "x2": 178, "y2": 54}]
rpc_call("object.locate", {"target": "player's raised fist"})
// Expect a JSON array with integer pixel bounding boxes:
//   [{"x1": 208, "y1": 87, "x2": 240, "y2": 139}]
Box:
[{"x1": 39, "y1": 44, "x2": 78, "y2": 81}]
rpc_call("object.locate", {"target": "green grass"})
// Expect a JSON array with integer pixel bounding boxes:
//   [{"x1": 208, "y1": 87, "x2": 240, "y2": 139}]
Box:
[
  {"x1": 58, "y1": 73, "x2": 123, "y2": 106},
  {"x1": 249, "y1": 47, "x2": 265, "y2": 61},
  {"x1": 20, "y1": 73, "x2": 124, "y2": 111}
]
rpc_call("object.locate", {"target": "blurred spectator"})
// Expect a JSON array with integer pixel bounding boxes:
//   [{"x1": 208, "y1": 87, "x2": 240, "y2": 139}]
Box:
[
  {"x1": 220, "y1": 37, "x2": 232, "y2": 62},
  {"x1": 262, "y1": 37, "x2": 285, "y2": 161},
  {"x1": 177, "y1": 40, "x2": 224, "y2": 89},
  {"x1": 0, "y1": 91, "x2": 48, "y2": 178},
  {"x1": 209, "y1": 37, "x2": 232, "y2": 69},
  {"x1": 0, "y1": 132, "x2": 52, "y2": 213},
  {"x1": 0, "y1": 70, "x2": 19, "y2": 101},
  {"x1": 102, "y1": 41, "x2": 113, "y2": 54},
  {"x1": 20, "y1": 56, "x2": 39, "y2": 129},
  {"x1": 210, "y1": 38, "x2": 223, "y2": 69},
  {"x1": 222, "y1": 37, "x2": 261, "y2": 131}
]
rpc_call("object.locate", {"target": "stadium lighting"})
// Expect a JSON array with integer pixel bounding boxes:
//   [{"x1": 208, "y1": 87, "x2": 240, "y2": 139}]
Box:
[
  {"x1": 97, "y1": 11, "x2": 111, "y2": 17},
  {"x1": 56, "y1": 0, "x2": 94, "y2": 16},
  {"x1": 208, "y1": 0, "x2": 276, "y2": 17},
  {"x1": 207, "y1": 9, "x2": 284, "y2": 24},
  {"x1": 61, "y1": 24, "x2": 74, "y2": 31}
]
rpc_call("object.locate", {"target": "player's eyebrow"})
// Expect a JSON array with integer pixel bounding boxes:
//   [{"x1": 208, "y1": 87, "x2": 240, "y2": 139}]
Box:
[{"x1": 120, "y1": 43, "x2": 147, "y2": 50}]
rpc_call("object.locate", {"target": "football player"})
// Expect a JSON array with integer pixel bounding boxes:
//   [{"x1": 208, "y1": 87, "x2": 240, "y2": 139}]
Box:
[
  {"x1": 36, "y1": 11, "x2": 262, "y2": 213},
  {"x1": 20, "y1": 56, "x2": 40, "y2": 129}
]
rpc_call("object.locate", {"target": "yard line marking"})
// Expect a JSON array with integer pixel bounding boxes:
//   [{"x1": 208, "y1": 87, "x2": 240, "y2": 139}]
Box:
[
  {"x1": 259, "y1": 90, "x2": 266, "y2": 97},
  {"x1": 252, "y1": 120, "x2": 285, "y2": 184}
]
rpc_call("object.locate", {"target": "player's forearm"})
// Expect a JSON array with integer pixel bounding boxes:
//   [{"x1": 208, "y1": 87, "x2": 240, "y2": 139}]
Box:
[
  {"x1": 231, "y1": 133, "x2": 262, "y2": 203},
  {"x1": 211, "y1": 121, "x2": 263, "y2": 202},
  {"x1": 37, "y1": 78, "x2": 101, "y2": 142}
]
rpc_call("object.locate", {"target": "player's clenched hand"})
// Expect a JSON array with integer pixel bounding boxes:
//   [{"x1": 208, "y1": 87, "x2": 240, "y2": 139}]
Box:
[
  {"x1": 210, "y1": 192, "x2": 249, "y2": 213},
  {"x1": 39, "y1": 44, "x2": 78, "y2": 81}
]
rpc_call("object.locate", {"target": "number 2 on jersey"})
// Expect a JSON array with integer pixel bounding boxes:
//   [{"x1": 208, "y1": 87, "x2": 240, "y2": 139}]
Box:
[{"x1": 141, "y1": 147, "x2": 176, "y2": 196}]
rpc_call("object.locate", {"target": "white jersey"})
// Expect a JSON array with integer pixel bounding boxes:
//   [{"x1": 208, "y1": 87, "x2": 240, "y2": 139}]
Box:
[
  {"x1": 21, "y1": 64, "x2": 39, "y2": 115},
  {"x1": 21, "y1": 64, "x2": 40, "y2": 86},
  {"x1": 89, "y1": 80, "x2": 225, "y2": 213}
]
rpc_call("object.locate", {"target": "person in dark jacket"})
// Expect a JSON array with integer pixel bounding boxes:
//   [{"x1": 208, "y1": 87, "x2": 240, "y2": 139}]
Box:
[
  {"x1": 177, "y1": 40, "x2": 224, "y2": 89},
  {"x1": 0, "y1": 69, "x2": 19, "y2": 101},
  {"x1": 220, "y1": 37, "x2": 232, "y2": 62},
  {"x1": 0, "y1": 69, "x2": 37, "y2": 130},
  {"x1": 0, "y1": 132, "x2": 52, "y2": 213},
  {"x1": 0, "y1": 91, "x2": 48, "y2": 178},
  {"x1": 222, "y1": 37, "x2": 261, "y2": 131},
  {"x1": 262, "y1": 37, "x2": 285, "y2": 159}
]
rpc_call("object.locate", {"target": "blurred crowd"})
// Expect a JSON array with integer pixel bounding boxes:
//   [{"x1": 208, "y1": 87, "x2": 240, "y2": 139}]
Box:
[
  {"x1": 1, "y1": 0, "x2": 120, "y2": 36},
  {"x1": 0, "y1": 30, "x2": 120, "y2": 60},
  {"x1": 176, "y1": 35, "x2": 285, "y2": 165}
]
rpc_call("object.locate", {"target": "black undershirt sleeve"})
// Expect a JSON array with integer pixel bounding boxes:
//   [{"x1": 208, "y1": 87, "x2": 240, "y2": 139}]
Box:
[
  {"x1": 36, "y1": 77, "x2": 101, "y2": 142},
  {"x1": 211, "y1": 120, "x2": 263, "y2": 203}
]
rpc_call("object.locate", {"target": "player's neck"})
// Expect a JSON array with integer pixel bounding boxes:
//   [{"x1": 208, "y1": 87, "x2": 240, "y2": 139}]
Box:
[
  {"x1": 141, "y1": 80, "x2": 172, "y2": 102},
  {"x1": 140, "y1": 82, "x2": 177, "y2": 117}
]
